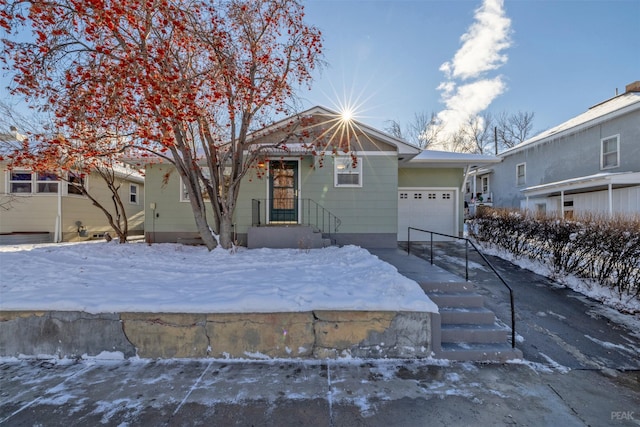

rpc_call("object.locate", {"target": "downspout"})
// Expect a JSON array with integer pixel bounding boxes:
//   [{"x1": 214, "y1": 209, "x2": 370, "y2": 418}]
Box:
[
  {"x1": 55, "y1": 178, "x2": 62, "y2": 242},
  {"x1": 472, "y1": 171, "x2": 477, "y2": 197},
  {"x1": 461, "y1": 164, "x2": 471, "y2": 193},
  {"x1": 608, "y1": 182, "x2": 613, "y2": 218}
]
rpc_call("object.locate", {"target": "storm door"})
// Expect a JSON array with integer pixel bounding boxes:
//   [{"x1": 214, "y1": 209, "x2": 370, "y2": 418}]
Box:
[{"x1": 269, "y1": 160, "x2": 298, "y2": 223}]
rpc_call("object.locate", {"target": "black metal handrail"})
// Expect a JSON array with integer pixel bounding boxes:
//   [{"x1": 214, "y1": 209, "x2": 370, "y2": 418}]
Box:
[
  {"x1": 407, "y1": 227, "x2": 516, "y2": 349},
  {"x1": 251, "y1": 198, "x2": 342, "y2": 238}
]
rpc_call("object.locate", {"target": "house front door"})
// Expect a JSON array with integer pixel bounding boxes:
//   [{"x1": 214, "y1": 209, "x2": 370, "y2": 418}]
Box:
[{"x1": 269, "y1": 160, "x2": 298, "y2": 223}]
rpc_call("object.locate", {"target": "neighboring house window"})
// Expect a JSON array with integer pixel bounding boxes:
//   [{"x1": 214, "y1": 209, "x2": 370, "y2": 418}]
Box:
[
  {"x1": 36, "y1": 172, "x2": 59, "y2": 194},
  {"x1": 129, "y1": 184, "x2": 139, "y2": 204},
  {"x1": 180, "y1": 169, "x2": 212, "y2": 202},
  {"x1": 516, "y1": 163, "x2": 526, "y2": 186},
  {"x1": 8, "y1": 170, "x2": 58, "y2": 194},
  {"x1": 180, "y1": 178, "x2": 190, "y2": 202},
  {"x1": 9, "y1": 170, "x2": 33, "y2": 193},
  {"x1": 481, "y1": 176, "x2": 489, "y2": 194},
  {"x1": 68, "y1": 172, "x2": 86, "y2": 195},
  {"x1": 601, "y1": 135, "x2": 619, "y2": 169},
  {"x1": 334, "y1": 156, "x2": 362, "y2": 187}
]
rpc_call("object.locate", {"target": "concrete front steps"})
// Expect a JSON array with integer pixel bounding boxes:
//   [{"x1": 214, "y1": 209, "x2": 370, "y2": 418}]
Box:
[
  {"x1": 247, "y1": 225, "x2": 332, "y2": 249},
  {"x1": 420, "y1": 281, "x2": 523, "y2": 362}
]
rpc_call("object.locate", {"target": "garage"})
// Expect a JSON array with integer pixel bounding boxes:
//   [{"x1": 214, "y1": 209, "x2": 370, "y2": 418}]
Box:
[{"x1": 397, "y1": 188, "x2": 458, "y2": 241}]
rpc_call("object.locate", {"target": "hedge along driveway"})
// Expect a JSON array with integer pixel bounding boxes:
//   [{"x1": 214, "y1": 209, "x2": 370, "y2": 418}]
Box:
[{"x1": 468, "y1": 210, "x2": 640, "y2": 303}]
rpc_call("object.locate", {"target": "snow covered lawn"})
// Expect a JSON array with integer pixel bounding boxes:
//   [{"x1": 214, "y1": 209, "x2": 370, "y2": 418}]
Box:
[{"x1": 0, "y1": 242, "x2": 437, "y2": 314}]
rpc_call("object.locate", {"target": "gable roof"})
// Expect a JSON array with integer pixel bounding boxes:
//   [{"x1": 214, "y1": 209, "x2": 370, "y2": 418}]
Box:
[
  {"x1": 501, "y1": 90, "x2": 640, "y2": 157},
  {"x1": 251, "y1": 105, "x2": 421, "y2": 157}
]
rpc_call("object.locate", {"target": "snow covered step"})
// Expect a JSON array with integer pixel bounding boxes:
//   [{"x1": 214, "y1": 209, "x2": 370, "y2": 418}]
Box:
[
  {"x1": 440, "y1": 323, "x2": 510, "y2": 344},
  {"x1": 438, "y1": 342, "x2": 523, "y2": 362},
  {"x1": 428, "y1": 292, "x2": 485, "y2": 308},
  {"x1": 418, "y1": 281, "x2": 477, "y2": 293},
  {"x1": 439, "y1": 307, "x2": 495, "y2": 325},
  {"x1": 247, "y1": 226, "x2": 327, "y2": 249}
]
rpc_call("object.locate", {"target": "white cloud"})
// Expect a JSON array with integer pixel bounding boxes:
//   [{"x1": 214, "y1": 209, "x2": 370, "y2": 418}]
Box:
[
  {"x1": 449, "y1": 0, "x2": 512, "y2": 80},
  {"x1": 430, "y1": 0, "x2": 512, "y2": 151},
  {"x1": 437, "y1": 77, "x2": 507, "y2": 133}
]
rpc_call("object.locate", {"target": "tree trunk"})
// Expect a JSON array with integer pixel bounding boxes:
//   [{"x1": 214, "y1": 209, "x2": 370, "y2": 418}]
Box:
[
  {"x1": 192, "y1": 208, "x2": 217, "y2": 250},
  {"x1": 219, "y1": 214, "x2": 234, "y2": 249}
]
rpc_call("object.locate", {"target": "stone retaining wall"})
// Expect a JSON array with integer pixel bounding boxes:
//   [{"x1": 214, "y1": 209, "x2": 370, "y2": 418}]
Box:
[{"x1": 0, "y1": 310, "x2": 434, "y2": 359}]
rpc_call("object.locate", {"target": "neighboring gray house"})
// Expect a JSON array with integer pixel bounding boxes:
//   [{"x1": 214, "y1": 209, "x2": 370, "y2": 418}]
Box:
[{"x1": 472, "y1": 81, "x2": 640, "y2": 218}]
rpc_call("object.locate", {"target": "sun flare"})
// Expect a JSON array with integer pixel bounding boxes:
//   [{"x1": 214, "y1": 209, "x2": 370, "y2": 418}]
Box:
[{"x1": 340, "y1": 108, "x2": 354, "y2": 122}]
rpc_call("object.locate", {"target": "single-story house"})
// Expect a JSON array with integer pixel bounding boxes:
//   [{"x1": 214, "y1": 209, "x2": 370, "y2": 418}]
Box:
[
  {"x1": 136, "y1": 106, "x2": 500, "y2": 248},
  {"x1": 471, "y1": 81, "x2": 640, "y2": 218},
  {"x1": 1, "y1": 133, "x2": 145, "y2": 244}
]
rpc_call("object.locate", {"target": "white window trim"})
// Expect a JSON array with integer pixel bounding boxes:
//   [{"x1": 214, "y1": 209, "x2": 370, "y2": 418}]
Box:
[
  {"x1": 8, "y1": 169, "x2": 34, "y2": 194},
  {"x1": 129, "y1": 183, "x2": 139, "y2": 204},
  {"x1": 7, "y1": 170, "x2": 62, "y2": 195},
  {"x1": 600, "y1": 134, "x2": 620, "y2": 170},
  {"x1": 334, "y1": 155, "x2": 363, "y2": 188},
  {"x1": 516, "y1": 162, "x2": 526, "y2": 186}
]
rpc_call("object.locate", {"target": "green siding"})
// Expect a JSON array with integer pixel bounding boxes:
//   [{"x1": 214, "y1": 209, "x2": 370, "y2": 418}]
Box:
[
  {"x1": 145, "y1": 155, "x2": 399, "y2": 236},
  {"x1": 144, "y1": 164, "x2": 213, "y2": 233},
  {"x1": 398, "y1": 168, "x2": 464, "y2": 188},
  {"x1": 237, "y1": 155, "x2": 399, "y2": 234}
]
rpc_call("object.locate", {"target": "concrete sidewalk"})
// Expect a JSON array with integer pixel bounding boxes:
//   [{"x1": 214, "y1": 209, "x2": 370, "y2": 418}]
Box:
[
  {"x1": 1, "y1": 357, "x2": 638, "y2": 426},
  {"x1": 1, "y1": 248, "x2": 638, "y2": 426}
]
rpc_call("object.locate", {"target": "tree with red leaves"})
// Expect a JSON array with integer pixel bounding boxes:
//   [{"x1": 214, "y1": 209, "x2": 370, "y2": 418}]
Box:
[{"x1": 1, "y1": 0, "x2": 323, "y2": 250}]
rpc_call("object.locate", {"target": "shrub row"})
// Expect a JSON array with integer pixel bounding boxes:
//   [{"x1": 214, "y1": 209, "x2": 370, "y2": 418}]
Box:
[{"x1": 468, "y1": 209, "x2": 640, "y2": 301}]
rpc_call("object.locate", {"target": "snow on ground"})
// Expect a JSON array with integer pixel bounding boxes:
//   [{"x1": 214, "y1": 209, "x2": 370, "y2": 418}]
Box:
[{"x1": 0, "y1": 242, "x2": 438, "y2": 314}]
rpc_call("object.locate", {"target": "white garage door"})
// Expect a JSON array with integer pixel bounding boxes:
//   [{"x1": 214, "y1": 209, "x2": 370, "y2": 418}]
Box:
[{"x1": 398, "y1": 188, "x2": 457, "y2": 241}]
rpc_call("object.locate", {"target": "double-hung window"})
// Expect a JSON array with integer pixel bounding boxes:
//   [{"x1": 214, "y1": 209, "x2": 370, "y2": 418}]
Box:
[
  {"x1": 67, "y1": 172, "x2": 86, "y2": 195},
  {"x1": 481, "y1": 176, "x2": 489, "y2": 194},
  {"x1": 9, "y1": 170, "x2": 59, "y2": 194},
  {"x1": 129, "y1": 184, "x2": 139, "y2": 204},
  {"x1": 9, "y1": 170, "x2": 33, "y2": 193},
  {"x1": 334, "y1": 156, "x2": 362, "y2": 187},
  {"x1": 601, "y1": 135, "x2": 619, "y2": 169},
  {"x1": 36, "y1": 172, "x2": 59, "y2": 194},
  {"x1": 516, "y1": 163, "x2": 526, "y2": 186}
]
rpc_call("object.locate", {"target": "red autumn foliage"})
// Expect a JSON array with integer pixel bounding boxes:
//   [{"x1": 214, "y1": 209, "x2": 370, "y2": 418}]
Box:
[{"x1": 2, "y1": 0, "x2": 323, "y2": 250}]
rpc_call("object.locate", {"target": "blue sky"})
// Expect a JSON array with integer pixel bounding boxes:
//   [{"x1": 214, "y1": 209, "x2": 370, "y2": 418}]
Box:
[
  {"x1": 2, "y1": 0, "x2": 638, "y2": 143},
  {"x1": 300, "y1": 0, "x2": 640, "y2": 139}
]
